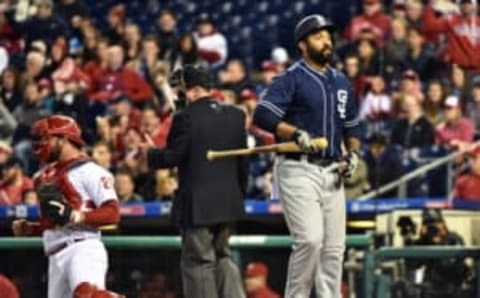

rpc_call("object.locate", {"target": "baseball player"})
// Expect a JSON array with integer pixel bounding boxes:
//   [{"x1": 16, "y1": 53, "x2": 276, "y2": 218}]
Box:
[
  {"x1": 11, "y1": 115, "x2": 124, "y2": 298},
  {"x1": 253, "y1": 15, "x2": 361, "y2": 298}
]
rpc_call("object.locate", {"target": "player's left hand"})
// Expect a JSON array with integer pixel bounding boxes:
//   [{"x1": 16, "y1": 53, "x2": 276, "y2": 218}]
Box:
[
  {"x1": 37, "y1": 183, "x2": 75, "y2": 226},
  {"x1": 341, "y1": 150, "x2": 359, "y2": 178}
]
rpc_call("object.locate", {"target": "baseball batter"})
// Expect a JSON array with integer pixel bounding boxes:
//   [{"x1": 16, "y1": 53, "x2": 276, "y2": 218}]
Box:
[
  {"x1": 253, "y1": 15, "x2": 361, "y2": 298},
  {"x1": 11, "y1": 115, "x2": 124, "y2": 298}
]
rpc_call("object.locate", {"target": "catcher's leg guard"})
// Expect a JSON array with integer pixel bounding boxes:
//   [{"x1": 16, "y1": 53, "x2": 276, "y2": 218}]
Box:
[{"x1": 73, "y1": 282, "x2": 125, "y2": 298}]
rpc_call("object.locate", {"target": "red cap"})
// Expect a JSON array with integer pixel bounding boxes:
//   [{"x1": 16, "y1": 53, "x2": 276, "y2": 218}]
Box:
[
  {"x1": 109, "y1": 5, "x2": 125, "y2": 21},
  {"x1": 261, "y1": 60, "x2": 279, "y2": 73},
  {"x1": 0, "y1": 275, "x2": 19, "y2": 298},
  {"x1": 364, "y1": 0, "x2": 380, "y2": 4},
  {"x1": 239, "y1": 89, "x2": 257, "y2": 102},
  {"x1": 210, "y1": 89, "x2": 225, "y2": 102},
  {"x1": 245, "y1": 262, "x2": 268, "y2": 277}
]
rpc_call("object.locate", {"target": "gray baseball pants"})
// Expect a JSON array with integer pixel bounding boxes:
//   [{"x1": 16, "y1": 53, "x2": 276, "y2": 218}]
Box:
[
  {"x1": 274, "y1": 156, "x2": 346, "y2": 298},
  {"x1": 181, "y1": 224, "x2": 246, "y2": 298}
]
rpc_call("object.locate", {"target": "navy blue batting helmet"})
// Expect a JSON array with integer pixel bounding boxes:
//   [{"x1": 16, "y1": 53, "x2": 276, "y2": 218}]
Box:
[{"x1": 294, "y1": 14, "x2": 335, "y2": 44}]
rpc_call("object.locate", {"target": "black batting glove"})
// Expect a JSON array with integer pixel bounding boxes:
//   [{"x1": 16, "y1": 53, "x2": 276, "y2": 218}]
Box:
[
  {"x1": 341, "y1": 150, "x2": 359, "y2": 178},
  {"x1": 37, "y1": 183, "x2": 73, "y2": 226},
  {"x1": 292, "y1": 129, "x2": 318, "y2": 153}
]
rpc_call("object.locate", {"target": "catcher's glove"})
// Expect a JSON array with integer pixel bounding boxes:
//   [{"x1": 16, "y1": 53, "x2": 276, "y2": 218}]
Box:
[{"x1": 37, "y1": 183, "x2": 72, "y2": 226}]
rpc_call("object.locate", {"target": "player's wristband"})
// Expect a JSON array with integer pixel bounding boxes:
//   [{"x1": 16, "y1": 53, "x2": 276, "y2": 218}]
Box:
[{"x1": 70, "y1": 210, "x2": 85, "y2": 224}]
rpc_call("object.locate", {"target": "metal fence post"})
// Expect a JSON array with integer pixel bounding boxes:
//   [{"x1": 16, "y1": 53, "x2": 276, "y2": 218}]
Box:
[
  {"x1": 398, "y1": 182, "x2": 407, "y2": 199},
  {"x1": 363, "y1": 251, "x2": 375, "y2": 298},
  {"x1": 446, "y1": 159, "x2": 453, "y2": 199}
]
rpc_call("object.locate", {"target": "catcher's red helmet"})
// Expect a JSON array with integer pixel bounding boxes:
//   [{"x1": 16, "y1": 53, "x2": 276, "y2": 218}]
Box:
[{"x1": 31, "y1": 115, "x2": 85, "y2": 162}]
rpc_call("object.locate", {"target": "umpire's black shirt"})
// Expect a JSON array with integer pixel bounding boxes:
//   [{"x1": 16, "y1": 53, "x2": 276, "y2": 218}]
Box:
[{"x1": 148, "y1": 97, "x2": 248, "y2": 228}]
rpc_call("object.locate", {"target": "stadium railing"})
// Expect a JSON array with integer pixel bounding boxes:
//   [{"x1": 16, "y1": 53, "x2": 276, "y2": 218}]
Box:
[{"x1": 363, "y1": 246, "x2": 480, "y2": 298}]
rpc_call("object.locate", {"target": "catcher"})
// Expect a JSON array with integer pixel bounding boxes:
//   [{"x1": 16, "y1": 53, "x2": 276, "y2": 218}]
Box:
[{"x1": 11, "y1": 115, "x2": 124, "y2": 298}]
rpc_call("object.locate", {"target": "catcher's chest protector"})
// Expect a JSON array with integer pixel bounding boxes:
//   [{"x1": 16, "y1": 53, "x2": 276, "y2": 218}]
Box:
[{"x1": 34, "y1": 158, "x2": 91, "y2": 210}]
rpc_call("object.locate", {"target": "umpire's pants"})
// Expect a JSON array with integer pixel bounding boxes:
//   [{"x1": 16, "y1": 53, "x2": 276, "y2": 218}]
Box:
[
  {"x1": 274, "y1": 157, "x2": 346, "y2": 298},
  {"x1": 181, "y1": 223, "x2": 246, "y2": 298}
]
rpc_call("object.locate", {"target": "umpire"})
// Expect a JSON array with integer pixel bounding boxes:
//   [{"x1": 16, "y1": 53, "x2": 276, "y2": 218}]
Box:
[
  {"x1": 253, "y1": 15, "x2": 361, "y2": 297},
  {"x1": 143, "y1": 64, "x2": 247, "y2": 298}
]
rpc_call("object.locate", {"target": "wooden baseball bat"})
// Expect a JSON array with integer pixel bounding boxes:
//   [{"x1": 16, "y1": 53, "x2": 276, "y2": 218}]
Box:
[{"x1": 207, "y1": 137, "x2": 328, "y2": 161}]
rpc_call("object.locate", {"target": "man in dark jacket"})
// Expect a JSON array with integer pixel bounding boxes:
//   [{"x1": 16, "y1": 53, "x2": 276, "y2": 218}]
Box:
[
  {"x1": 143, "y1": 64, "x2": 247, "y2": 298},
  {"x1": 391, "y1": 94, "x2": 435, "y2": 149},
  {"x1": 364, "y1": 133, "x2": 403, "y2": 198},
  {"x1": 6, "y1": 0, "x2": 68, "y2": 48}
]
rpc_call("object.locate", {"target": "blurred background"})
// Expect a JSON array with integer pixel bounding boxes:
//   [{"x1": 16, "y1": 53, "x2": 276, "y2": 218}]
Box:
[{"x1": 1, "y1": 0, "x2": 480, "y2": 297}]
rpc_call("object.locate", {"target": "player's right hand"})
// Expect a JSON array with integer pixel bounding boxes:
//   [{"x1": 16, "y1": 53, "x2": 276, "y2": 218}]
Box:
[
  {"x1": 12, "y1": 219, "x2": 28, "y2": 237},
  {"x1": 293, "y1": 129, "x2": 318, "y2": 153}
]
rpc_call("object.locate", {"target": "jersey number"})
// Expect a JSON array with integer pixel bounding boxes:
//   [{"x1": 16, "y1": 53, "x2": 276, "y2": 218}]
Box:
[
  {"x1": 101, "y1": 177, "x2": 113, "y2": 189},
  {"x1": 337, "y1": 90, "x2": 348, "y2": 119}
]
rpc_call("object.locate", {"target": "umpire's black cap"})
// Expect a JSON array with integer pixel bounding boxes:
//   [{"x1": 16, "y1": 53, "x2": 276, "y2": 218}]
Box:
[
  {"x1": 182, "y1": 64, "x2": 211, "y2": 90},
  {"x1": 294, "y1": 14, "x2": 335, "y2": 44}
]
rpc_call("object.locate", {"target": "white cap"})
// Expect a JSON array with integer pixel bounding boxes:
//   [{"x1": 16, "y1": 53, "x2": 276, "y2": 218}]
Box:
[
  {"x1": 0, "y1": 47, "x2": 7, "y2": 74},
  {"x1": 444, "y1": 95, "x2": 461, "y2": 109},
  {"x1": 271, "y1": 47, "x2": 289, "y2": 65}
]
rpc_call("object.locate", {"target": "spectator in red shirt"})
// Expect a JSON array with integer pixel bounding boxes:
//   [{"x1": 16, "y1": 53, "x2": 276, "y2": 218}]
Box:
[
  {"x1": 88, "y1": 45, "x2": 153, "y2": 106},
  {"x1": 423, "y1": 0, "x2": 480, "y2": 70},
  {"x1": 244, "y1": 262, "x2": 279, "y2": 298},
  {"x1": 50, "y1": 37, "x2": 91, "y2": 95},
  {"x1": 435, "y1": 95, "x2": 474, "y2": 149},
  {"x1": 140, "y1": 107, "x2": 172, "y2": 148},
  {"x1": 110, "y1": 94, "x2": 142, "y2": 130},
  {"x1": 83, "y1": 38, "x2": 109, "y2": 90},
  {"x1": 0, "y1": 156, "x2": 33, "y2": 205},
  {"x1": 454, "y1": 146, "x2": 480, "y2": 201},
  {"x1": 344, "y1": 0, "x2": 391, "y2": 46}
]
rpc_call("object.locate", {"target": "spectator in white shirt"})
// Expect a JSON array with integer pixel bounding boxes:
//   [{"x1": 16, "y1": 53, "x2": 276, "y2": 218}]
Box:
[
  {"x1": 193, "y1": 14, "x2": 228, "y2": 68},
  {"x1": 360, "y1": 75, "x2": 392, "y2": 121}
]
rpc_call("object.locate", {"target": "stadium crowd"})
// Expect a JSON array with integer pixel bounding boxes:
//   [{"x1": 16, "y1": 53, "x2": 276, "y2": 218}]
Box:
[{"x1": 0, "y1": 0, "x2": 480, "y2": 208}]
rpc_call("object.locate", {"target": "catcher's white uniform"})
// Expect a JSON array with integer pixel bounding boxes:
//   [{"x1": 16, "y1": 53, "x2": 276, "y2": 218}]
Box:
[{"x1": 35, "y1": 158, "x2": 117, "y2": 298}]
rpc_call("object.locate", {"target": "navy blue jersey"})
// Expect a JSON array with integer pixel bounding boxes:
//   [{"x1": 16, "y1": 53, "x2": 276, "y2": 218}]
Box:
[{"x1": 253, "y1": 60, "x2": 360, "y2": 159}]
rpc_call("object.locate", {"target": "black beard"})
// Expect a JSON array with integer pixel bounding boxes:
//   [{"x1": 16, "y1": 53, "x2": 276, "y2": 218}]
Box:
[
  {"x1": 307, "y1": 46, "x2": 332, "y2": 66},
  {"x1": 47, "y1": 141, "x2": 62, "y2": 163},
  {"x1": 47, "y1": 148, "x2": 61, "y2": 163}
]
